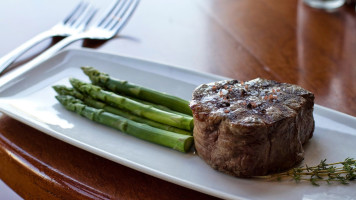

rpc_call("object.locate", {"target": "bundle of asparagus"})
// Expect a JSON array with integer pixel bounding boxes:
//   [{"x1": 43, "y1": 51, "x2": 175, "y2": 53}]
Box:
[{"x1": 53, "y1": 67, "x2": 194, "y2": 153}]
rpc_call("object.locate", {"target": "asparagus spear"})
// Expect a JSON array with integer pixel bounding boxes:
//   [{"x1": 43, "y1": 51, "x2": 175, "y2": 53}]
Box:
[
  {"x1": 81, "y1": 66, "x2": 193, "y2": 116},
  {"x1": 53, "y1": 84, "x2": 181, "y2": 116},
  {"x1": 122, "y1": 94, "x2": 192, "y2": 118},
  {"x1": 55, "y1": 95, "x2": 193, "y2": 152},
  {"x1": 69, "y1": 78, "x2": 194, "y2": 131},
  {"x1": 52, "y1": 85, "x2": 192, "y2": 135}
]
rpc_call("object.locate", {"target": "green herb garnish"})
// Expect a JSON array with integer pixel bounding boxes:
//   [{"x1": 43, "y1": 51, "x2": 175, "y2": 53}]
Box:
[{"x1": 256, "y1": 158, "x2": 356, "y2": 186}]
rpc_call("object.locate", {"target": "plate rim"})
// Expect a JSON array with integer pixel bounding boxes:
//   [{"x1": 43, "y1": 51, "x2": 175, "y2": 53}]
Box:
[{"x1": 1, "y1": 48, "x2": 356, "y2": 200}]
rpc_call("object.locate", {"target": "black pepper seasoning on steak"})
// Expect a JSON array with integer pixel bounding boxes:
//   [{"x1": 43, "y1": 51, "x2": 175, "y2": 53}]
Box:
[{"x1": 190, "y1": 78, "x2": 315, "y2": 177}]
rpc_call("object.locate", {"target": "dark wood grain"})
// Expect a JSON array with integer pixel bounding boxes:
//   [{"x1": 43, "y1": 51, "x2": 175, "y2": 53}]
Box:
[{"x1": 0, "y1": 0, "x2": 355, "y2": 199}]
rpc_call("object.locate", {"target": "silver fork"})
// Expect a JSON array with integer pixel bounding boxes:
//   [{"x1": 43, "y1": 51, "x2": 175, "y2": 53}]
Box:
[
  {"x1": 11, "y1": 0, "x2": 139, "y2": 74},
  {"x1": 0, "y1": 2, "x2": 96, "y2": 74}
]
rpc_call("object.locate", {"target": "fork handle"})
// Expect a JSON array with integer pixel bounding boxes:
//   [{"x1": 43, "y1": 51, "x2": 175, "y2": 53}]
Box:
[
  {"x1": 0, "y1": 31, "x2": 56, "y2": 74},
  {"x1": 0, "y1": 34, "x2": 84, "y2": 89},
  {"x1": 8, "y1": 34, "x2": 86, "y2": 73}
]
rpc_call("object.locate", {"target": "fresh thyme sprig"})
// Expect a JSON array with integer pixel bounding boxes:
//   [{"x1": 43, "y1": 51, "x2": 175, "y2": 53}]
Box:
[{"x1": 256, "y1": 158, "x2": 356, "y2": 186}]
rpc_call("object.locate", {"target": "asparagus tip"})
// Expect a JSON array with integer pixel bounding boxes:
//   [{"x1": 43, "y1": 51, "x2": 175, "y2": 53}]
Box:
[
  {"x1": 55, "y1": 95, "x2": 66, "y2": 105},
  {"x1": 52, "y1": 85, "x2": 69, "y2": 94},
  {"x1": 52, "y1": 85, "x2": 61, "y2": 93},
  {"x1": 56, "y1": 95, "x2": 82, "y2": 105},
  {"x1": 81, "y1": 66, "x2": 93, "y2": 75},
  {"x1": 69, "y1": 77, "x2": 81, "y2": 86}
]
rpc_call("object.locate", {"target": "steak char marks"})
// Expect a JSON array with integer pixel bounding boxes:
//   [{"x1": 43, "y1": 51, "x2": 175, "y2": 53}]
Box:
[{"x1": 190, "y1": 78, "x2": 315, "y2": 177}]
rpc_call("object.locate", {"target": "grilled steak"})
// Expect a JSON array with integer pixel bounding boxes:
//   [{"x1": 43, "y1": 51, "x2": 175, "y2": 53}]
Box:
[{"x1": 190, "y1": 78, "x2": 314, "y2": 177}]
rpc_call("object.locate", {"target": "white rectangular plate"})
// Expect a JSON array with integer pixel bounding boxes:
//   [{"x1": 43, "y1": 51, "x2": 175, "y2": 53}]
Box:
[{"x1": 0, "y1": 49, "x2": 356, "y2": 200}]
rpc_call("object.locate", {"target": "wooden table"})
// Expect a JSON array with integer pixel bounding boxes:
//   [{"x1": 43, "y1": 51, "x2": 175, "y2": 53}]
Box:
[{"x1": 0, "y1": 0, "x2": 355, "y2": 199}]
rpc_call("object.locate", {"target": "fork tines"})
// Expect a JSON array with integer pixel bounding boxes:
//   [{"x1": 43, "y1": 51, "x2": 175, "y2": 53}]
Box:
[
  {"x1": 63, "y1": 2, "x2": 90, "y2": 25},
  {"x1": 96, "y1": 0, "x2": 140, "y2": 33}
]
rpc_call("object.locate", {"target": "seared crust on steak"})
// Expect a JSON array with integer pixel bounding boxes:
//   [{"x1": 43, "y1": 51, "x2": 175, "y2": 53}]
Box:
[{"x1": 190, "y1": 78, "x2": 314, "y2": 177}]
